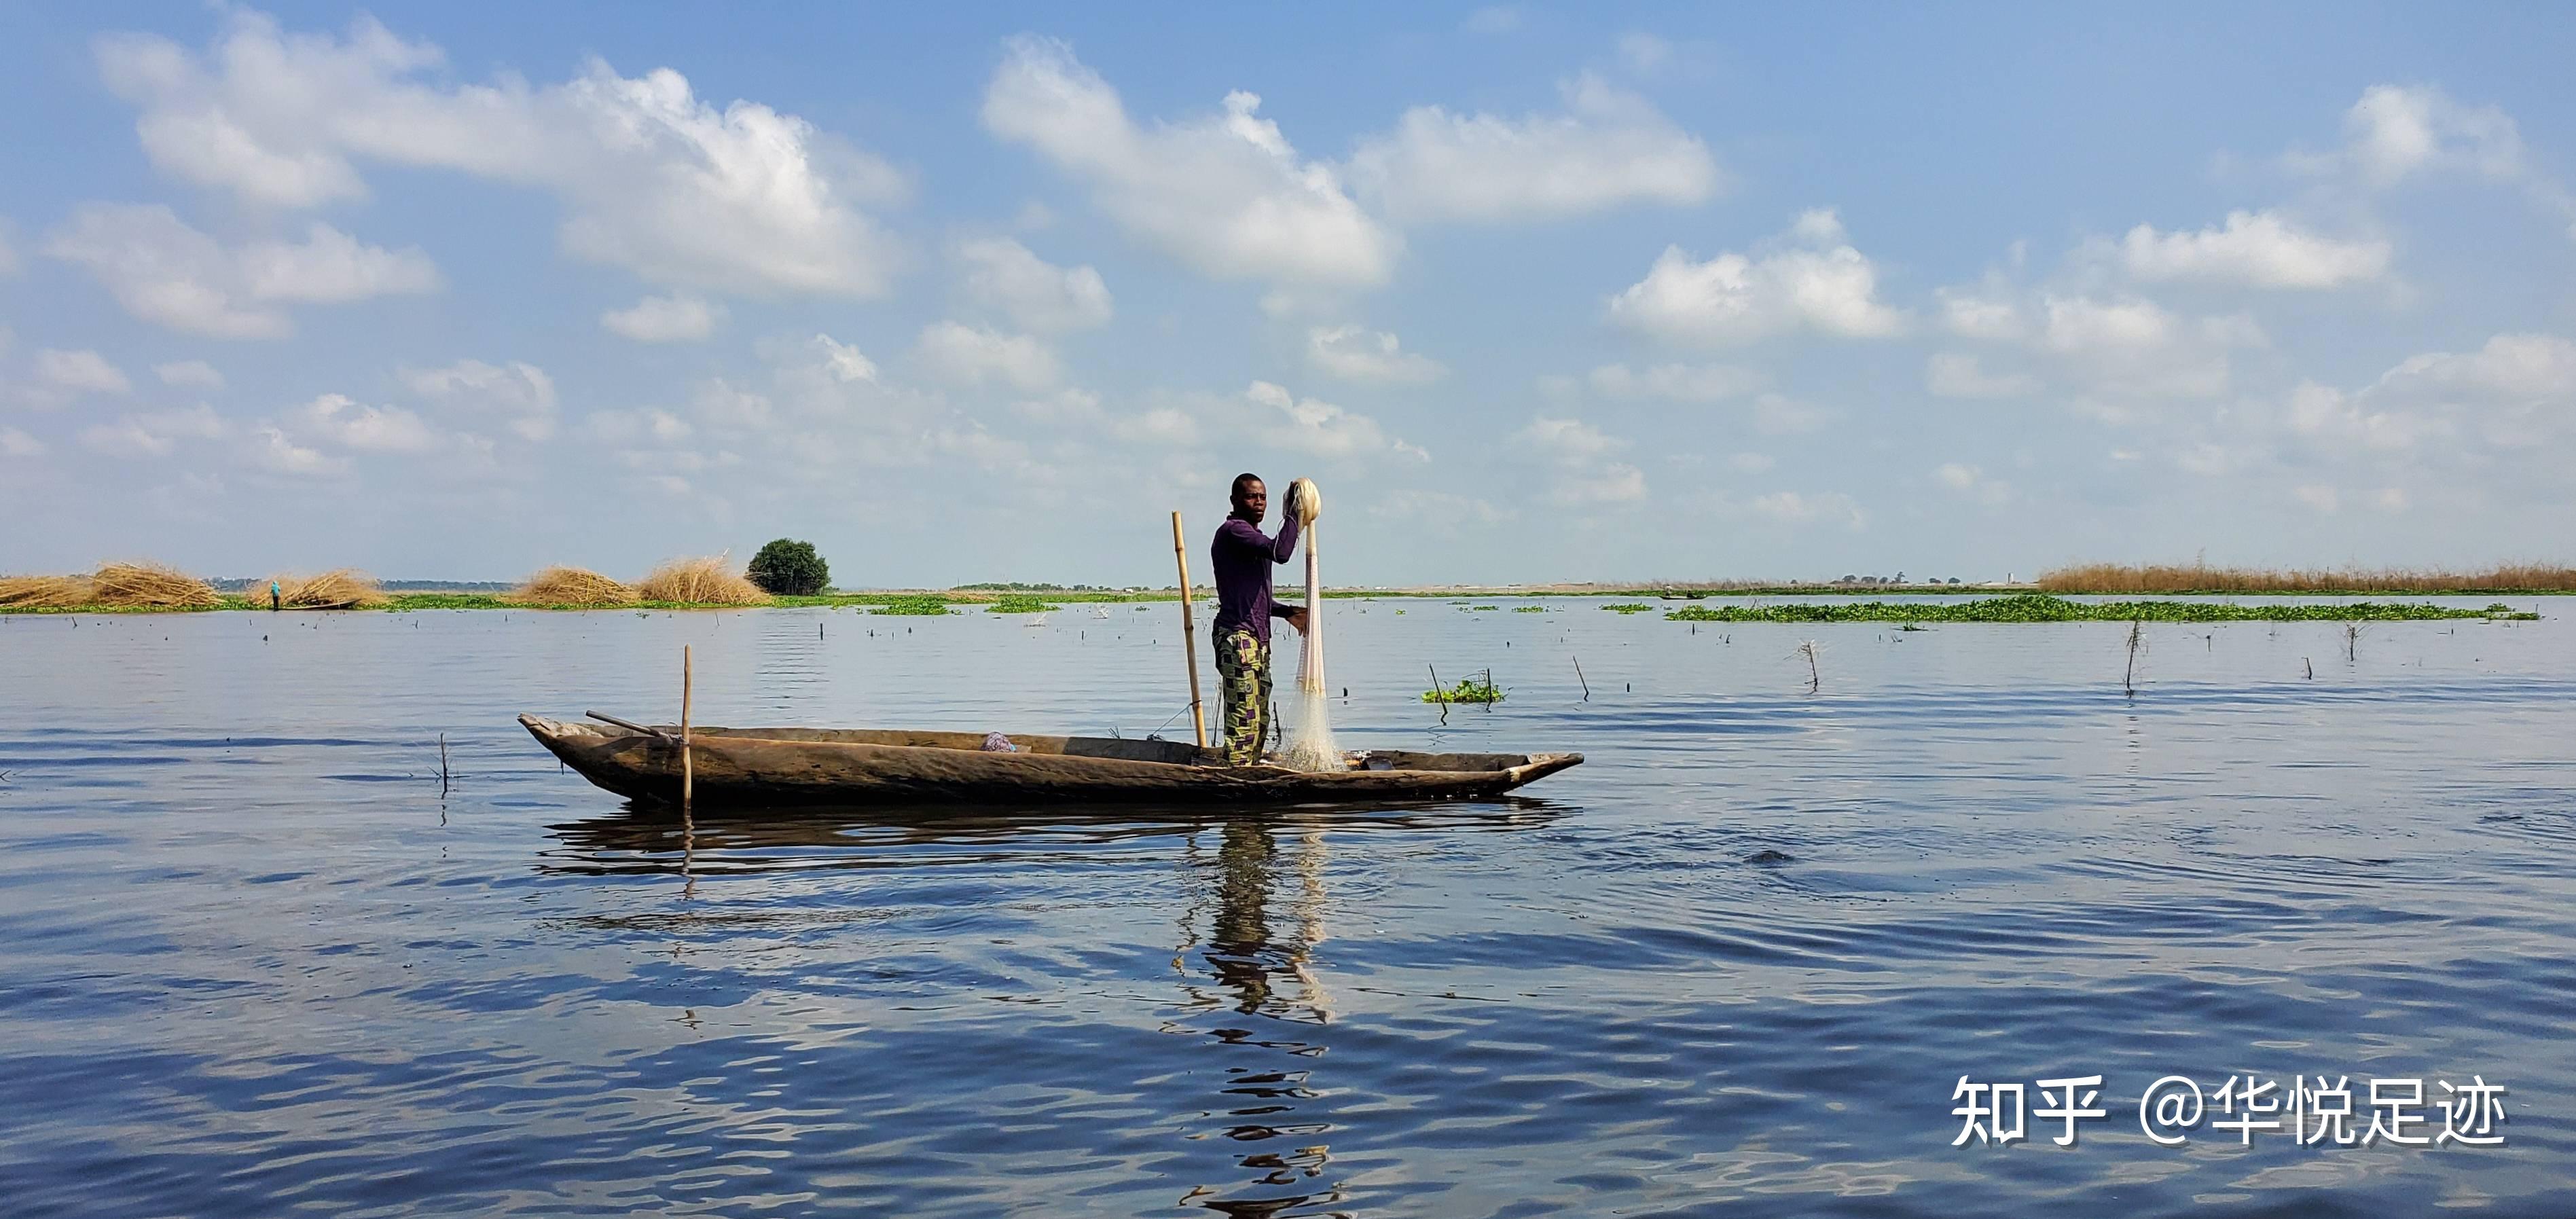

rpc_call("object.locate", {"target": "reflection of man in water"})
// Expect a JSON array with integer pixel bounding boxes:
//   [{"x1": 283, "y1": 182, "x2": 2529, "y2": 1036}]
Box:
[{"x1": 1180, "y1": 822, "x2": 1337, "y2": 1212}]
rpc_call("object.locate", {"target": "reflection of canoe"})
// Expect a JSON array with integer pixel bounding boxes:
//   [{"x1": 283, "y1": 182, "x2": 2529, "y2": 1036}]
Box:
[{"x1": 520, "y1": 714, "x2": 1582, "y2": 808}]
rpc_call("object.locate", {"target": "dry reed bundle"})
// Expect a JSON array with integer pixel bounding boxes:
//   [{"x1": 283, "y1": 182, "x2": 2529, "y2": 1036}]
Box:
[
  {"x1": 90, "y1": 562, "x2": 220, "y2": 608},
  {"x1": 266, "y1": 569, "x2": 390, "y2": 609},
  {"x1": 637, "y1": 555, "x2": 771, "y2": 606},
  {"x1": 2038, "y1": 562, "x2": 2576, "y2": 594},
  {"x1": 0, "y1": 575, "x2": 92, "y2": 608},
  {"x1": 512, "y1": 566, "x2": 639, "y2": 606}
]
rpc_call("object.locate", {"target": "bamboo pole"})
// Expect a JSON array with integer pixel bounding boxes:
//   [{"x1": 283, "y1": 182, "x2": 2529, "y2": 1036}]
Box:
[
  {"x1": 681, "y1": 644, "x2": 694, "y2": 809},
  {"x1": 1172, "y1": 511, "x2": 1208, "y2": 748}
]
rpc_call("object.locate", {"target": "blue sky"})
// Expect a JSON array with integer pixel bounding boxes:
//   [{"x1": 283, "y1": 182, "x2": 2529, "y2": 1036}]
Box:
[{"x1": 1, "y1": 3, "x2": 2570, "y2": 585}]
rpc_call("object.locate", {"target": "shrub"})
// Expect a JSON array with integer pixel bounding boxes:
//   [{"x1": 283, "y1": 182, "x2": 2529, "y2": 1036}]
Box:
[{"x1": 748, "y1": 539, "x2": 830, "y2": 596}]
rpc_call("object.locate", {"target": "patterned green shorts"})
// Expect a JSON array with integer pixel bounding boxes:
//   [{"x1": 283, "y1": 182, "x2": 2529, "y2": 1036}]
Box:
[{"x1": 1214, "y1": 628, "x2": 1273, "y2": 765}]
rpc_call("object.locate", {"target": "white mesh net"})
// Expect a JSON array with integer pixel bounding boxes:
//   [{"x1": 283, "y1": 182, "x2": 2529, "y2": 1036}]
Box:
[{"x1": 1277, "y1": 479, "x2": 1341, "y2": 772}]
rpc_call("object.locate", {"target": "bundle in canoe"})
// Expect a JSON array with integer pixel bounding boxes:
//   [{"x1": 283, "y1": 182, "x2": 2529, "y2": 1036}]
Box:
[{"x1": 520, "y1": 714, "x2": 1582, "y2": 807}]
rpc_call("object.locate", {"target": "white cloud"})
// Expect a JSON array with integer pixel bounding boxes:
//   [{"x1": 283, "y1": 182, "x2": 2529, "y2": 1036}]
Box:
[
  {"x1": 1728, "y1": 452, "x2": 1775, "y2": 474},
  {"x1": 956, "y1": 237, "x2": 1112, "y2": 332},
  {"x1": 2338, "y1": 84, "x2": 2524, "y2": 186},
  {"x1": 1371, "y1": 489, "x2": 1511, "y2": 532},
  {"x1": 2376, "y1": 332, "x2": 2576, "y2": 401},
  {"x1": 1307, "y1": 325, "x2": 1446, "y2": 384},
  {"x1": 1932, "y1": 461, "x2": 2010, "y2": 506},
  {"x1": 43, "y1": 204, "x2": 433, "y2": 338},
  {"x1": 156, "y1": 360, "x2": 223, "y2": 388},
  {"x1": 2119, "y1": 211, "x2": 2389, "y2": 289},
  {"x1": 2294, "y1": 484, "x2": 2340, "y2": 513},
  {"x1": 401, "y1": 359, "x2": 558, "y2": 441},
  {"x1": 916, "y1": 321, "x2": 1062, "y2": 392},
  {"x1": 1747, "y1": 490, "x2": 1865, "y2": 528},
  {"x1": 247, "y1": 425, "x2": 342, "y2": 475},
  {"x1": 1463, "y1": 6, "x2": 1523, "y2": 35},
  {"x1": 1587, "y1": 361, "x2": 1763, "y2": 402},
  {"x1": 2037, "y1": 295, "x2": 2262, "y2": 401},
  {"x1": 1244, "y1": 380, "x2": 1427, "y2": 461},
  {"x1": 285, "y1": 392, "x2": 440, "y2": 453},
  {"x1": 81, "y1": 403, "x2": 226, "y2": 458},
  {"x1": 1514, "y1": 416, "x2": 1644, "y2": 505},
  {"x1": 1925, "y1": 352, "x2": 2038, "y2": 399},
  {"x1": 1937, "y1": 285, "x2": 2026, "y2": 340},
  {"x1": 1608, "y1": 209, "x2": 1904, "y2": 346},
  {"x1": 36, "y1": 349, "x2": 132, "y2": 395},
  {"x1": 812, "y1": 334, "x2": 879, "y2": 384},
  {"x1": 981, "y1": 36, "x2": 1396, "y2": 287},
  {"x1": 97, "y1": 10, "x2": 905, "y2": 296},
  {"x1": 1, "y1": 426, "x2": 48, "y2": 457},
  {"x1": 1346, "y1": 75, "x2": 1719, "y2": 223},
  {"x1": 238, "y1": 223, "x2": 441, "y2": 301},
  {"x1": 600, "y1": 292, "x2": 721, "y2": 342},
  {"x1": 1750, "y1": 392, "x2": 1832, "y2": 434}
]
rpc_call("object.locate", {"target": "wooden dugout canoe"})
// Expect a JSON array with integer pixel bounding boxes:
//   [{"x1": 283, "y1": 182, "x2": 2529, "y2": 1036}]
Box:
[{"x1": 520, "y1": 714, "x2": 1582, "y2": 808}]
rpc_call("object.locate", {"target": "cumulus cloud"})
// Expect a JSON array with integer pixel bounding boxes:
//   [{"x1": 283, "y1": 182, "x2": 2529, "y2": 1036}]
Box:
[
  {"x1": 1608, "y1": 209, "x2": 1904, "y2": 346},
  {"x1": 1587, "y1": 361, "x2": 1763, "y2": 402},
  {"x1": 278, "y1": 393, "x2": 440, "y2": 455},
  {"x1": 1514, "y1": 416, "x2": 1644, "y2": 505},
  {"x1": 1932, "y1": 462, "x2": 2010, "y2": 506},
  {"x1": 0, "y1": 426, "x2": 43, "y2": 458},
  {"x1": 981, "y1": 36, "x2": 1396, "y2": 286},
  {"x1": 1244, "y1": 380, "x2": 1427, "y2": 461},
  {"x1": 916, "y1": 321, "x2": 1062, "y2": 392},
  {"x1": 247, "y1": 424, "x2": 342, "y2": 475},
  {"x1": 2334, "y1": 84, "x2": 2525, "y2": 186},
  {"x1": 1936, "y1": 285, "x2": 2027, "y2": 340},
  {"x1": 36, "y1": 349, "x2": 132, "y2": 395},
  {"x1": 1346, "y1": 75, "x2": 1720, "y2": 222},
  {"x1": 2037, "y1": 295, "x2": 2264, "y2": 401},
  {"x1": 1925, "y1": 352, "x2": 2038, "y2": 399},
  {"x1": 2119, "y1": 211, "x2": 2389, "y2": 289},
  {"x1": 81, "y1": 403, "x2": 226, "y2": 458},
  {"x1": 957, "y1": 237, "x2": 1112, "y2": 332},
  {"x1": 156, "y1": 360, "x2": 223, "y2": 388},
  {"x1": 44, "y1": 204, "x2": 435, "y2": 338},
  {"x1": 1306, "y1": 325, "x2": 1446, "y2": 384},
  {"x1": 401, "y1": 359, "x2": 558, "y2": 441},
  {"x1": 600, "y1": 292, "x2": 721, "y2": 342},
  {"x1": 96, "y1": 10, "x2": 906, "y2": 296}
]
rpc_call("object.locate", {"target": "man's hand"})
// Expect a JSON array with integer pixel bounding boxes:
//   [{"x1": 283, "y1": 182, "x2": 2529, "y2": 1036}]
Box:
[{"x1": 1284, "y1": 606, "x2": 1309, "y2": 636}]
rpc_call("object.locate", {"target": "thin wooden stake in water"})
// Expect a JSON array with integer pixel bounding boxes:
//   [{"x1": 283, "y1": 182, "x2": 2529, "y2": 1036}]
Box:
[
  {"x1": 438, "y1": 733, "x2": 450, "y2": 796},
  {"x1": 681, "y1": 644, "x2": 694, "y2": 810},
  {"x1": 1573, "y1": 657, "x2": 1589, "y2": 702},
  {"x1": 2124, "y1": 619, "x2": 2143, "y2": 697},
  {"x1": 1172, "y1": 511, "x2": 1207, "y2": 748}
]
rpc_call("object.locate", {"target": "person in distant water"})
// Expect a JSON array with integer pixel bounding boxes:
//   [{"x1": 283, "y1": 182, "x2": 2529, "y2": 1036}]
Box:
[
  {"x1": 1210, "y1": 473, "x2": 1307, "y2": 765},
  {"x1": 270, "y1": 579, "x2": 281, "y2": 611}
]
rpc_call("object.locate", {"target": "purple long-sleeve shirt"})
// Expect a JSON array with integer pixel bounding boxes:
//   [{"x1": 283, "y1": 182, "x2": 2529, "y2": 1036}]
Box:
[{"x1": 1210, "y1": 512, "x2": 1301, "y2": 645}]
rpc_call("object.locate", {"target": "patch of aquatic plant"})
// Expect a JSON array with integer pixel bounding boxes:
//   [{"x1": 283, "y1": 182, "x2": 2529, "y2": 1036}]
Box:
[
  {"x1": 985, "y1": 594, "x2": 1059, "y2": 614},
  {"x1": 1468, "y1": 604, "x2": 1500, "y2": 611},
  {"x1": 871, "y1": 596, "x2": 953, "y2": 616},
  {"x1": 1514, "y1": 605, "x2": 1546, "y2": 613},
  {"x1": 1423, "y1": 672, "x2": 1505, "y2": 704},
  {"x1": 1663, "y1": 593, "x2": 2528, "y2": 624},
  {"x1": 1603, "y1": 603, "x2": 1653, "y2": 614}
]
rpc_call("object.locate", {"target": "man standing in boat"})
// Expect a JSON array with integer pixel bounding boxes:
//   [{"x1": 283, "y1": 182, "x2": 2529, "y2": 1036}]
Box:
[{"x1": 1211, "y1": 473, "x2": 1308, "y2": 765}]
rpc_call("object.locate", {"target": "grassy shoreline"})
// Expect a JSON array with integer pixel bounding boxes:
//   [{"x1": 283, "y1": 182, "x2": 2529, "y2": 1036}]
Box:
[{"x1": 1, "y1": 587, "x2": 2545, "y2": 621}]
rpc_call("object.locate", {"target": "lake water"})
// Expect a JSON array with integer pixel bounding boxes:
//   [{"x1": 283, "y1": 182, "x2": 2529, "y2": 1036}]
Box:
[{"x1": 2, "y1": 598, "x2": 2569, "y2": 1217}]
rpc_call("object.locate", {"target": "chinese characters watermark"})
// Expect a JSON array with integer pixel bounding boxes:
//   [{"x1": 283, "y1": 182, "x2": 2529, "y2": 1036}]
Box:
[{"x1": 1951, "y1": 1073, "x2": 2505, "y2": 1148}]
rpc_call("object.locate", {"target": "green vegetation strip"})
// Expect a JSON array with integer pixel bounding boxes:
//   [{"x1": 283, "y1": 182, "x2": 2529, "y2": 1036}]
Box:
[
  {"x1": 985, "y1": 594, "x2": 1058, "y2": 614},
  {"x1": 1662, "y1": 594, "x2": 2535, "y2": 623},
  {"x1": 1423, "y1": 675, "x2": 1505, "y2": 704}
]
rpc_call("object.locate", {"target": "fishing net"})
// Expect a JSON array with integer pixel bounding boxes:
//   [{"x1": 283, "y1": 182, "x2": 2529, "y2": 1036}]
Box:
[{"x1": 1277, "y1": 478, "x2": 1343, "y2": 772}]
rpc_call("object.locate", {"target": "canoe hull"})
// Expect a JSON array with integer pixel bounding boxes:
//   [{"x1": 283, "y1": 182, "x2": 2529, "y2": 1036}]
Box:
[{"x1": 521, "y1": 714, "x2": 1582, "y2": 808}]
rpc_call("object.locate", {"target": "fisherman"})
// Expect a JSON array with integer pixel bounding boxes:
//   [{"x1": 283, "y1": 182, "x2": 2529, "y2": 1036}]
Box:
[
  {"x1": 1210, "y1": 473, "x2": 1308, "y2": 765},
  {"x1": 270, "y1": 579, "x2": 281, "y2": 611}
]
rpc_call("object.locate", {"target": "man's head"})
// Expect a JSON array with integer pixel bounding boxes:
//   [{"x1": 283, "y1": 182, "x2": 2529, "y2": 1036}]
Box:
[{"x1": 1229, "y1": 472, "x2": 1267, "y2": 521}]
